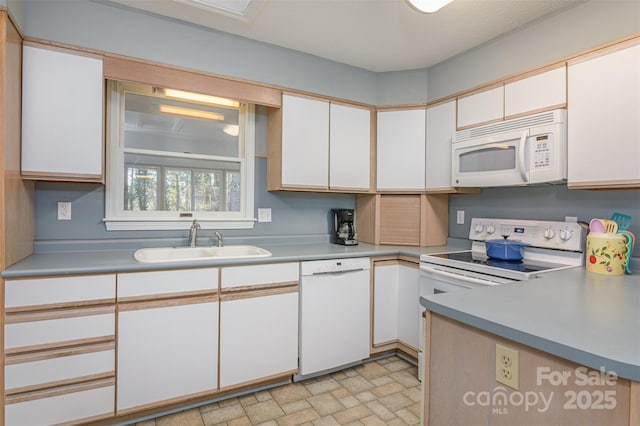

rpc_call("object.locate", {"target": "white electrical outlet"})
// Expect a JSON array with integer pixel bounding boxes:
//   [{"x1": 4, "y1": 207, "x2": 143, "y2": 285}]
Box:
[
  {"x1": 57, "y1": 202, "x2": 72, "y2": 221},
  {"x1": 456, "y1": 210, "x2": 465, "y2": 225},
  {"x1": 258, "y1": 208, "x2": 272, "y2": 223},
  {"x1": 496, "y1": 343, "x2": 519, "y2": 390}
]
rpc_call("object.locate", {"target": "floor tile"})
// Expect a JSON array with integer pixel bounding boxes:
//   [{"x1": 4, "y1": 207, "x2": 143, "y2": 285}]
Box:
[
  {"x1": 245, "y1": 400, "x2": 285, "y2": 424},
  {"x1": 156, "y1": 409, "x2": 205, "y2": 426},
  {"x1": 307, "y1": 393, "x2": 345, "y2": 416},
  {"x1": 144, "y1": 357, "x2": 420, "y2": 426},
  {"x1": 332, "y1": 405, "x2": 372, "y2": 424}
]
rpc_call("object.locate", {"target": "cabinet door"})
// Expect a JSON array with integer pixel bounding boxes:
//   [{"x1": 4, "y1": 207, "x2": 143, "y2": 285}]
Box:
[
  {"x1": 377, "y1": 109, "x2": 426, "y2": 191},
  {"x1": 373, "y1": 264, "x2": 399, "y2": 345},
  {"x1": 281, "y1": 94, "x2": 330, "y2": 188},
  {"x1": 220, "y1": 291, "x2": 298, "y2": 388},
  {"x1": 329, "y1": 103, "x2": 371, "y2": 190},
  {"x1": 116, "y1": 299, "x2": 218, "y2": 412},
  {"x1": 397, "y1": 264, "x2": 420, "y2": 350},
  {"x1": 568, "y1": 44, "x2": 640, "y2": 187},
  {"x1": 504, "y1": 66, "x2": 566, "y2": 118},
  {"x1": 21, "y1": 45, "x2": 104, "y2": 181},
  {"x1": 457, "y1": 86, "x2": 504, "y2": 129},
  {"x1": 425, "y1": 100, "x2": 456, "y2": 190}
]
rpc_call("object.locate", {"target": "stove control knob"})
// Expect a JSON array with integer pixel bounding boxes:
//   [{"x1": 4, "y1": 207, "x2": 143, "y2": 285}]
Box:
[
  {"x1": 544, "y1": 228, "x2": 556, "y2": 240},
  {"x1": 486, "y1": 225, "x2": 496, "y2": 235},
  {"x1": 559, "y1": 229, "x2": 572, "y2": 241},
  {"x1": 474, "y1": 224, "x2": 484, "y2": 234}
]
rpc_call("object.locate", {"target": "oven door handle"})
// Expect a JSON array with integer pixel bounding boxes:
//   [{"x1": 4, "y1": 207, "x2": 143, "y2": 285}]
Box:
[{"x1": 420, "y1": 265, "x2": 501, "y2": 287}]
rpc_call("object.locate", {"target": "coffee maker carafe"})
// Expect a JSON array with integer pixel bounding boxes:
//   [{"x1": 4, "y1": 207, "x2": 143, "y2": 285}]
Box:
[{"x1": 331, "y1": 209, "x2": 358, "y2": 246}]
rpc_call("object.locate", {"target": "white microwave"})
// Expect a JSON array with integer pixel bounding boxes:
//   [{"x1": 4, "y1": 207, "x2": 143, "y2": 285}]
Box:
[{"x1": 452, "y1": 109, "x2": 567, "y2": 187}]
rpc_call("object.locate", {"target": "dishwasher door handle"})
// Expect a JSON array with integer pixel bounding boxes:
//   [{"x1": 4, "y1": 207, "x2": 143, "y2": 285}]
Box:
[{"x1": 307, "y1": 268, "x2": 366, "y2": 276}]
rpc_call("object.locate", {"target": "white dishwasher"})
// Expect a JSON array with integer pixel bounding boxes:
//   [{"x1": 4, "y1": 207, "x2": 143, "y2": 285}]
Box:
[{"x1": 298, "y1": 257, "x2": 370, "y2": 378}]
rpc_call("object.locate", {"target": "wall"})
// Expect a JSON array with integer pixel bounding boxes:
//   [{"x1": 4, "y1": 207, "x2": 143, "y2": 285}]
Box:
[
  {"x1": 427, "y1": 0, "x2": 640, "y2": 101},
  {"x1": 15, "y1": 0, "x2": 640, "y2": 253},
  {"x1": 449, "y1": 186, "x2": 640, "y2": 257}
]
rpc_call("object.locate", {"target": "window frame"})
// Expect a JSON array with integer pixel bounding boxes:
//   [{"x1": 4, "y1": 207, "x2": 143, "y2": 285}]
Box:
[{"x1": 104, "y1": 81, "x2": 256, "y2": 231}]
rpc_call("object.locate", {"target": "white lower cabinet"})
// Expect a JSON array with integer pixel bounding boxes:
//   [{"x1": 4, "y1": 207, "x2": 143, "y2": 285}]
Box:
[
  {"x1": 220, "y1": 291, "x2": 298, "y2": 388},
  {"x1": 373, "y1": 260, "x2": 420, "y2": 351},
  {"x1": 116, "y1": 299, "x2": 219, "y2": 412},
  {"x1": 116, "y1": 268, "x2": 219, "y2": 413},
  {"x1": 4, "y1": 274, "x2": 116, "y2": 426}
]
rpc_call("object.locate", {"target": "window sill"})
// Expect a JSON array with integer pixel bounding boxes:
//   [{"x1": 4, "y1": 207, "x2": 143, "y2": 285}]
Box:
[{"x1": 103, "y1": 218, "x2": 256, "y2": 231}]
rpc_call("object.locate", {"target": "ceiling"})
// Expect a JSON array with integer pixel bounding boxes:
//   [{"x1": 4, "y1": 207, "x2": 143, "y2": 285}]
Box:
[{"x1": 107, "y1": 0, "x2": 585, "y2": 72}]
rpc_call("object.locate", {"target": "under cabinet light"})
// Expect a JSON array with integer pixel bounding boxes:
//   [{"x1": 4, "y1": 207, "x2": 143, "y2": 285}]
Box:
[
  {"x1": 161, "y1": 88, "x2": 240, "y2": 108},
  {"x1": 406, "y1": 0, "x2": 454, "y2": 13},
  {"x1": 159, "y1": 104, "x2": 224, "y2": 121}
]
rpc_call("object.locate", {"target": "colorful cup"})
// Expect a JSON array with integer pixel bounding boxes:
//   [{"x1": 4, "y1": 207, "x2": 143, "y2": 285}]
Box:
[{"x1": 586, "y1": 232, "x2": 629, "y2": 275}]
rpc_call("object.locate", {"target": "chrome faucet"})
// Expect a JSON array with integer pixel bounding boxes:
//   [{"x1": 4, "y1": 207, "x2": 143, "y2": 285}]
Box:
[
  {"x1": 188, "y1": 219, "x2": 201, "y2": 247},
  {"x1": 213, "y1": 231, "x2": 223, "y2": 247}
]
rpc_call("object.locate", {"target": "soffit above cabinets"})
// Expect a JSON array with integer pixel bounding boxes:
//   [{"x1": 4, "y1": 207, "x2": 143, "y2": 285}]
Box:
[{"x1": 104, "y1": 0, "x2": 586, "y2": 72}]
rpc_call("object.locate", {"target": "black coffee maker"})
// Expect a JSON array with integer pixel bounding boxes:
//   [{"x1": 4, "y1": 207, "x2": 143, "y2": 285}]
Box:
[{"x1": 331, "y1": 209, "x2": 358, "y2": 246}]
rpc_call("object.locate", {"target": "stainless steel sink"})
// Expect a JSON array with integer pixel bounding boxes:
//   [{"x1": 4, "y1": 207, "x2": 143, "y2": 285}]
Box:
[{"x1": 133, "y1": 245, "x2": 272, "y2": 263}]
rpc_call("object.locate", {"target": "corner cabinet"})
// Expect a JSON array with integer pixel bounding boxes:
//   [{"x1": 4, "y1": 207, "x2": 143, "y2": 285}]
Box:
[
  {"x1": 567, "y1": 41, "x2": 640, "y2": 189},
  {"x1": 268, "y1": 93, "x2": 373, "y2": 192},
  {"x1": 21, "y1": 43, "x2": 104, "y2": 182},
  {"x1": 377, "y1": 109, "x2": 426, "y2": 191}
]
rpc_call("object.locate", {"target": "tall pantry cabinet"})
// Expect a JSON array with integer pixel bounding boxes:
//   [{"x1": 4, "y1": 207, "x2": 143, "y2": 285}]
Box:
[{"x1": 0, "y1": 9, "x2": 37, "y2": 424}]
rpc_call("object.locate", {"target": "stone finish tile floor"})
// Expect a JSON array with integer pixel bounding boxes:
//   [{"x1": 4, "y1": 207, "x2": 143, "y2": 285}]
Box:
[{"x1": 134, "y1": 356, "x2": 421, "y2": 426}]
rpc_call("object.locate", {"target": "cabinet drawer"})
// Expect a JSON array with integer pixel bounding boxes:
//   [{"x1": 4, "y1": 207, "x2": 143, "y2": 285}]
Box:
[
  {"x1": 5, "y1": 380, "x2": 114, "y2": 426},
  {"x1": 5, "y1": 275, "x2": 115, "y2": 310},
  {"x1": 117, "y1": 268, "x2": 218, "y2": 300},
  {"x1": 5, "y1": 307, "x2": 115, "y2": 351},
  {"x1": 221, "y1": 262, "x2": 299, "y2": 290},
  {"x1": 5, "y1": 346, "x2": 114, "y2": 394}
]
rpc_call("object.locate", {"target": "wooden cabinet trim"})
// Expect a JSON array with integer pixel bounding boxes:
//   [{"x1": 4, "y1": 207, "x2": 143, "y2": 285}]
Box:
[
  {"x1": 117, "y1": 294, "x2": 219, "y2": 311},
  {"x1": 5, "y1": 377, "x2": 115, "y2": 405},
  {"x1": 220, "y1": 281, "x2": 298, "y2": 293},
  {"x1": 218, "y1": 370, "x2": 297, "y2": 394},
  {"x1": 5, "y1": 305, "x2": 115, "y2": 324},
  {"x1": 503, "y1": 62, "x2": 567, "y2": 85},
  {"x1": 117, "y1": 289, "x2": 218, "y2": 304},
  {"x1": 104, "y1": 55, "x2": 281, "y2": 107},
  {"x1": 5, "y1": 336, "x2": 115, "y2": 357},
  {"x1": 567, "y1": 35, "x2": 640, "y2": 66},
  {"x1": 115, "y1": 388, "x2": 217, "y2": 417},
  {"x1": 5, "y1": 341, "x2": 115, "y2": 366},
  {"x1": 20, "y1": 171, "x2": 104, "y2": 183},
  {"x1": 23, "y1": 40, "x2": 103, "y2": 61},
  {"x1": 503, "y1": 103, "x2": 567, "y2": 121},
  {"x1": 220, "y1": 284, "x2": 298, "y2": 301},
  {"x1": 6, "y1": 371, "x2": 115, "y2": 397},
  {"x1": 5, "y1": 299, "x2": 115, "y2": 315},
  {"x1": 456, "y1": 81, "x2": 504, "y2": 101},
  {"x1": 568, "y1": 179, "x2": 640, "y2": 190},
  {"x1": 455, "y1": 116, "x2": 505, "y2": 132}
]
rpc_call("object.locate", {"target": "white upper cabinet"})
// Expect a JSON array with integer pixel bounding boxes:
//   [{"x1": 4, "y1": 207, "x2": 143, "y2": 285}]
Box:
[
  {"x1": 567, "y1": 43, "x2": 640, "y2": 188},
  {"x1": 280, "y1": 94, "x2": 330, "y2": 188},
  {"x1": 377, "y1": 109, "x2": 426, "y2": 191},
  {"x1": 425, "y1": 100, "x2": 456, "y2": 191},
  {"x1": 504, "y1": 66, "x2": 567, "y2": 118},
  {"x1": 329, "y1": 103, "x2": 371, "y2": 190},
  {"x1": 21, "y1": 44, "x2": 104, "y2": 181},
  {"x1": 271, "y1": 94, "x2": 372, "y2": 192},
  {"x1": 457, "y1": 86, "x2": 504, "y2": 129}
]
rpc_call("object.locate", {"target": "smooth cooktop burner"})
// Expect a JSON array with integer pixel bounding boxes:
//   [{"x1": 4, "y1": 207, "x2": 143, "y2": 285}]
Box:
[{"x1": 429, "y1": 251, "x2": 572, "y2": 274}]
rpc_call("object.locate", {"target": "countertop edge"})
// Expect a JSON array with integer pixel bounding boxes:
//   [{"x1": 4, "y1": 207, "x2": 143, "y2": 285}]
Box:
[{"x1": 420, "y1": 296, "x2": 640, "y2": 382}]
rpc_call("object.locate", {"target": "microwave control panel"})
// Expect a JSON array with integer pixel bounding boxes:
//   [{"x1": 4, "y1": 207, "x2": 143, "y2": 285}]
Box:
[{"x1": 531, "y1": 133, "x2": 552, "y2": 169}]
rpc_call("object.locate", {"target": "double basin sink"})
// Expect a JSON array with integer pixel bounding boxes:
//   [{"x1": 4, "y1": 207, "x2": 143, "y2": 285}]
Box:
[{"x1": 134, "y1": 245, "x2": 272, "y2": 263}]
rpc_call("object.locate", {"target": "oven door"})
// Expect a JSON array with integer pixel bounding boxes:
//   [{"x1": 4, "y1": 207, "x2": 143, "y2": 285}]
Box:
[{"x1": 452, "y1": 129, "x2": 529, "y2": 187}]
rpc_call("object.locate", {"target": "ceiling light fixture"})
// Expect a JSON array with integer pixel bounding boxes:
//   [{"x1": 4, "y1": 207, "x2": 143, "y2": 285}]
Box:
[
  {"x1": 159, "y1": 104, "x2": 225, "y2": 121},
  {"x1": 162, "y1": 88, "x2": 240, "y2": 108},
  {"x1": 406, "y1": 0, "x2": 454, "y2": 13}
]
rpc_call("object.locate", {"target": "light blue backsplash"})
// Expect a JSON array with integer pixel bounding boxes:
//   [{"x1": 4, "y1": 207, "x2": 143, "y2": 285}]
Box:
[{"x1": 449, "y1": 186, "x2": 640, "y2": 257}]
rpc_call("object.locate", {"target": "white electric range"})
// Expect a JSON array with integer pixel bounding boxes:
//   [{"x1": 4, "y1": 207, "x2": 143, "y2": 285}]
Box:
[{"x1": 417, "y1": 218, "x2": 586, "y2": 377}]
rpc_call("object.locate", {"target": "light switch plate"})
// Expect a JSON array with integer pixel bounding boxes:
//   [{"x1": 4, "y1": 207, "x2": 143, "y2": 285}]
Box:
[
  {"x1": 258, "y1": 208, "x2": 272, "y2": 223},
  {"x1": 456, "y1": 210, "x2": 465, "y2": 225}
]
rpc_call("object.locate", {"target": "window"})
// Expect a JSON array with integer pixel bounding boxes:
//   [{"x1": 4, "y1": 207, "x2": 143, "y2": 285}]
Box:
[{"x1": 105, "y1": 82, "x2": 255, "y2": 230}]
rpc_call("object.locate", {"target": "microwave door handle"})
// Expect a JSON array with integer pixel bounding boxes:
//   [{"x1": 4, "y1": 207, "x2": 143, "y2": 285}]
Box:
[{"x1": 518, "y1": 130, "x2": 529, "y2": 182}]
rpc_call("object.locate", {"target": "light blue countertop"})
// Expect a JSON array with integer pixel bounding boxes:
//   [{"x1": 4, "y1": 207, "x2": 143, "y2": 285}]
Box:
[
  {"x1": 421, "y1": 268, "x2": 640, "y2": 381},
  {"x1": 1, "y1": 241, "x2": 466, "y2": 278}
]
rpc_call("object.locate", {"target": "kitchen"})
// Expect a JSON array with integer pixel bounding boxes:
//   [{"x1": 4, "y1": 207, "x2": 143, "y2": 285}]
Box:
[{"x1": 0, "y1": 0, "x2": 639, "y2": 425}]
